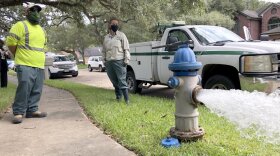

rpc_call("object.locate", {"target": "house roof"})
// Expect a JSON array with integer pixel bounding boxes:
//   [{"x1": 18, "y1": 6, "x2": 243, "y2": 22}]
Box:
[
  {"x1": 262, "y1": 26, "x2": 280, "y2": 35},
  {"x1": 238, "y1": 2, "x2": 280, "y2": 19},
  {"x1": 240, "y1": 10, "x2": 260, "y2": 19},
  {"x1": 256, "y1": 3, "x2": 273, "y2": 14}
]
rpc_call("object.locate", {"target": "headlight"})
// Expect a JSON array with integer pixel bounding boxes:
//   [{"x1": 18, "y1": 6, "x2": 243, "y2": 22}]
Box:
[
  {"x1": 240, "y1": 53, "x2": 279, "y2": 77},
  {"x1": 52, "y1": 64, "x2": 58, "y2": 68},
  {"x1": 244, "y1": 55, "x2": 272, "y2": 72},
  {"x1": 271, "y1": 54, "x2": 279, "y2": 72}
]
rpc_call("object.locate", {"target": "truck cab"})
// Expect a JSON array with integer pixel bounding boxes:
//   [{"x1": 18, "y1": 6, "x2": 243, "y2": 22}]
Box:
[{"x1": 127, "y1": 25, "x2": 280, "y2": 93}]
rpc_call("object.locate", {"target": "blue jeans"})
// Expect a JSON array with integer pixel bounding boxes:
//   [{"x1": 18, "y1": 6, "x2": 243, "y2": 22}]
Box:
[
  {"x1": 105, "y1": 60, "x2": 128, "y2": 101},
  {"x1": 12, "y1": 65, "x2": 44, "y2": 115}
]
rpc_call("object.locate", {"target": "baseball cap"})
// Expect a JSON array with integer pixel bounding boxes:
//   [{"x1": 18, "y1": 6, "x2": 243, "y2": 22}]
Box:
[{"x1": 23, "y1": 2, "x2": 42, "y2": 12}]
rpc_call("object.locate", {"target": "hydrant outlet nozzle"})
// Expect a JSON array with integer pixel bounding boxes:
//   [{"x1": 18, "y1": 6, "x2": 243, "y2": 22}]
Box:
[
  {"x1": 192, "y1": 85, "x2": 203, "y2": 104},
  {"x1": 167, "y1": 76, "x2": 180, "y2": 89}
]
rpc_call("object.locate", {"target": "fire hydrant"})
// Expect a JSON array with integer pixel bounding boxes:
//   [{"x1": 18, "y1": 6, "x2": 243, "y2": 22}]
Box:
[{"x1": 167, "y1": 43, "x2": 204, "y2": 142}]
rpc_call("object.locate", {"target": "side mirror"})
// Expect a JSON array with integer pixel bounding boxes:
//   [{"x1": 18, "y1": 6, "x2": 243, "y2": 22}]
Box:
[
  {"x1": 260, "y1": 35, "x2": 269, "y2": 41},
  {"x1": 166, "y1": 36, "x2": 179, "y2": 51}
]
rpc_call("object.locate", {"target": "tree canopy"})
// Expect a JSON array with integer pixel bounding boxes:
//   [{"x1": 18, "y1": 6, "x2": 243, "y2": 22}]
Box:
[{"x1": 0, "y1": 0, "x2": 271, "y2": 63}]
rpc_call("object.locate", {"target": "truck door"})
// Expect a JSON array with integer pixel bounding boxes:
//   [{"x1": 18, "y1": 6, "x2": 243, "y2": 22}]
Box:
[{"x1": 158, "y1": 29, "x2": 192, "y2": 84}]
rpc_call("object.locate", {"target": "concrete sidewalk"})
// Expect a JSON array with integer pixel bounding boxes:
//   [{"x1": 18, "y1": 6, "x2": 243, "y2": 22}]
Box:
[{"x1": 0, "y1": 79, "x2": 136, "y2": 156}]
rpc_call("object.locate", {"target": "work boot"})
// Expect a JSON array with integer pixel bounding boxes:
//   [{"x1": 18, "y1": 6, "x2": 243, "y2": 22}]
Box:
[
  {"x1": 122, "y1": 88, "x2": 129, "y2": 104},
  {"x1": 26, "y1": 111, "x2": 47, "y2": 118},
  {"x1": 12, "y1": 115, "x2": 23, "y2": 124},
  {"x1": 115, "y1": 88, "x2": 122, "y2": 98}
]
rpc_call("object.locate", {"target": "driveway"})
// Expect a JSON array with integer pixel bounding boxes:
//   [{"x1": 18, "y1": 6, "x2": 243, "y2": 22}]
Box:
[
  {"x1": 62, "y1": 69, "x2": 114, "y2": 89},
  {"x1": 61, "y1": 69, "x2": 175, "y2": 99}
]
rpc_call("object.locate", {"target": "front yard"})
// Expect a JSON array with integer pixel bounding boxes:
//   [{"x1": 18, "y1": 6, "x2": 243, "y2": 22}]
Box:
[{"x1": 45, "y1": 79, "x2": 280, "y2": 156}]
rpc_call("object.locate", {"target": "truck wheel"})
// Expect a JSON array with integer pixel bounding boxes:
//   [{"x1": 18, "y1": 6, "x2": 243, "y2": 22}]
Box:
[
  {"x1": 88, "y1": 65, "x2": 93, "y2": 72},
  {"x1": 127, "y1": 71, "x2": 142, "y2": 93},
  {"x1": 72, "y1": 72, "x2": 78, "y2": 77},
  {"x1": 98, "y1": 65, "x2": 102, "y2": 72},
  {"x1": 204, "y1": 75, "x2": 235, "y2": 90},
  {"x1": 48, "y1": 70, "x2": 54, "y2": 79}
]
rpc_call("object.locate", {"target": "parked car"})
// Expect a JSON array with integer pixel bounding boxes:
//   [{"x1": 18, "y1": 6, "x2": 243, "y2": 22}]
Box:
[
  {"x1": 48, "y1": 55, "x2": 78, "y2": 79},
  {"x1": 87, "y1": 56, "x2": 105, "y2": 72}
]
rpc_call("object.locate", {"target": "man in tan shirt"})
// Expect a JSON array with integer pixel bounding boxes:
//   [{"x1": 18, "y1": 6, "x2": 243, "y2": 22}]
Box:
[{"x1": 102, "y1": 17, "x2": 130, "y2": 104}]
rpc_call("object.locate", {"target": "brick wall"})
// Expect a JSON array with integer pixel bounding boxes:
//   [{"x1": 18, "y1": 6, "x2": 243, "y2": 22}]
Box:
[
  {"x1": 236, "y1": 15, "x2": 250, "y2": 39},
  {"x1": 250, "y1": 20, "x2": 261, "y2": 40},
  {"x1": 236, "y1": 4, "x2": 280, "y2": 40},
  {"x1": 236, "y1": 15, "x2": 260, "y2": 40},
  {"x1": 261, "y1": 6, "x2": 280, "y2": 33}
]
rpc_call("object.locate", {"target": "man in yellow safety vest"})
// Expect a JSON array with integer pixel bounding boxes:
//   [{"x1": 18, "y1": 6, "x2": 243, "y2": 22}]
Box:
[{"x1": 6, "y1": 2, "x2": 47, "y2": 124}]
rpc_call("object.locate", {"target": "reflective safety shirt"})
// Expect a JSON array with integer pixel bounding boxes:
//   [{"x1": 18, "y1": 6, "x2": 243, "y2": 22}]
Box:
[{"x1": 6, "y1": 20, "x2": 46, "y2": 69}]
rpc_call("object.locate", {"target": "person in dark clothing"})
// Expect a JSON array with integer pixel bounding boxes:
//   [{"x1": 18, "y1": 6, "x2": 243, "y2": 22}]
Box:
[{"x1": 0, "y1": 39, "x2": 9, "y2": 88}]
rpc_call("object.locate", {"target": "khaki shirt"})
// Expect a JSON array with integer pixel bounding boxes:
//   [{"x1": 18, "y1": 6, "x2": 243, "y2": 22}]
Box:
[{"x1": 102, "y1": 31, "x2": 130, "y2": 61}]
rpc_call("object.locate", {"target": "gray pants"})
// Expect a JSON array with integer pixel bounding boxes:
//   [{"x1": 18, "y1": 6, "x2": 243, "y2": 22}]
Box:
[
  {"x1": 105, "y1": 60, "x2": 129, "y2": 101},
  {"x1": 12, "y1": 65, "x2": 44, "y2": 115}
]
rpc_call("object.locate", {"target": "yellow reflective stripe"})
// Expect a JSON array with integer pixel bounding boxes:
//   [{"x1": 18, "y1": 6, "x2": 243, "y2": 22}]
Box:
[
  {"x1": 22, "y1": 21, "x2": 29, "y2": 46},
  {"x1": 7, "y1": 33, "x2": 20, "y2": 41},
  {"x1": 18, "y1": 45, "x2": 44, "y2": 52},
  {"x1": 20, "y1": 21, "x2": 44, "y2": 52}
]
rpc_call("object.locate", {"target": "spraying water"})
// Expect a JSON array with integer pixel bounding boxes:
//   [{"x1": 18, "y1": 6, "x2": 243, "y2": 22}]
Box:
[{"x1": 197, "y1": 89, "x2": 280, "y2": 144}]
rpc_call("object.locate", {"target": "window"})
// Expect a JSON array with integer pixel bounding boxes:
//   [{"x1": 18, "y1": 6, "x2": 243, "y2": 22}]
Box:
[
  {"x1": 165, "y1": 30, "x2": 191, "y2": 51},
  {"x1": 271, "y1": 8, "x2": 277, "y2": 15},
  {"x1": 268, "y1": 17, "x2": 280, "y2": 30},
  {"x1": 53, "y1": 56, "x2": 69, "y2": 62},
  {"x1": 189, "y1": 26, "x2": 244, "y2": 45}
]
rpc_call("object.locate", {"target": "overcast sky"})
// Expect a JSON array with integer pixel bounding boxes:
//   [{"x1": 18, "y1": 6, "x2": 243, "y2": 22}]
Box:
[{"x1": 262, "y1": 0, "x2": 280, "y2": 2}]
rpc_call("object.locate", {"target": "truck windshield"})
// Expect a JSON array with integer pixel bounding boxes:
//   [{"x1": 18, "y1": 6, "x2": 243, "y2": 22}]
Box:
[
  {"x1": 190, "y1": 26, "x2": 244, "y2": 45},
  {"x1": 53, "y1": 56, "x2": 70, "y2": 62}
]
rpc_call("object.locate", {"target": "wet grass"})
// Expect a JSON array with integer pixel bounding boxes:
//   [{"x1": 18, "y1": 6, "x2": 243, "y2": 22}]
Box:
[
  {"x1": 45, "y1": 79, "x2": 280, "y2": 155},
  {"x1": 241, "y1": 77, "x2": 267, "y2": 92}
]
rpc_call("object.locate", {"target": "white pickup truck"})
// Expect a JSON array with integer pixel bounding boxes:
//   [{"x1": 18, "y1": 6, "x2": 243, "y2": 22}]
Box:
[{"x1": 126, "y1": 25, "x2": 280, "y2": 93}]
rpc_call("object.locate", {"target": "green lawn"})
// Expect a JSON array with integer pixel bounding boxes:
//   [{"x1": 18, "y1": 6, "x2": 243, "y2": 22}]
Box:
[
  {"x1": 78, "y1": 64, "x2": 87, "y2": 69},
  {"x1": 45, "y1": 80, "x2": 280, "y2": 156},
  {"x1": 0, "y1": 83, "x2": 16, "y2": 117},
  {"x1": 240, "y1": 77, "x2": 267, "y2": 92}
]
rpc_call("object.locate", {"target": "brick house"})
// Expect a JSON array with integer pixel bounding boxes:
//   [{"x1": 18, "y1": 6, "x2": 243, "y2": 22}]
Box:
[{"x1": 235, "y1": 3, "x2": 280, "y2": 40}]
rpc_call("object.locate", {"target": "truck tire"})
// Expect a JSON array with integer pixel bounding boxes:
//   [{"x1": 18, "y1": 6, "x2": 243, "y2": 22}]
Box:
[
  {"x1": 72, "y1": 72, "x2": 78, "y2": 77},
  {"x1": 127, "y1": 70, "x2": 142, "y2": 93},
  {"x1": 204, "y1": 75, "x2": 235, "y2": 90},
  {"x1": 48, "y1": 70, "x2": 54, "y2": 79},
  {"x1": 88, "y1": 65, "x2": 93, "y2": 72}
]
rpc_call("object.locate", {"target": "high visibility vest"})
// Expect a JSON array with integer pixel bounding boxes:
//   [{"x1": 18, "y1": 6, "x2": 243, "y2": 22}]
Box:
[{"x1": 6, "y1": 20, "x2": 46, "y2": 69}]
